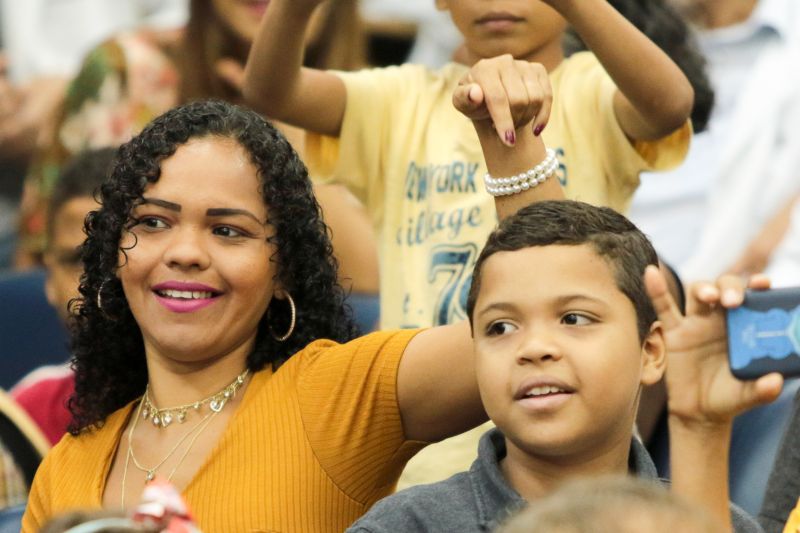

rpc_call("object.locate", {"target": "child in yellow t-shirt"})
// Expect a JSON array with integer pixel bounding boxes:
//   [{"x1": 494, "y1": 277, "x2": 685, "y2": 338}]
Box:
[{"x1": 244, "y1": 0, "x2": 693, "y2": 331}]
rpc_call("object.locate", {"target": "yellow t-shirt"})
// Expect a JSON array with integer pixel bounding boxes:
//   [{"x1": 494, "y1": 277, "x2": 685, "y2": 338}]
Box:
[
  {"x1": 22, "y1": 330, "x2": 425, "y2": 533},
  {"x1": 306, "y1": 52, "x2": 690, "y2": 330}
]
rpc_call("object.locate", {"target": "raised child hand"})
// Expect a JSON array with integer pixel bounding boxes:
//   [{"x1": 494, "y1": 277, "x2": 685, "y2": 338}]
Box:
[
  {"x1": 453, "y1": 55, "x2": 552, "y2": 147},
  {"x1": 644, "y1": 266, "x2": 783, "y2": 426}
]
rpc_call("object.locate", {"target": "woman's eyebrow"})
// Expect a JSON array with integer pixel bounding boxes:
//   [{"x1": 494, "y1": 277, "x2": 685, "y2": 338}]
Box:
[
  {"x1": 141, "y1": 197, "x2": 181, "y2": 211},
  {"x1": 206, "y1": 208, "x2": 264, "y2": 224}
]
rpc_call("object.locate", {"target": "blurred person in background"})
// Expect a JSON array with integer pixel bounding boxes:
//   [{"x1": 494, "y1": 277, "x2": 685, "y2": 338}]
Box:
[
  {"x1": 0, "y1": 0, "x2": 188, "y2": 269},
  {"x1": 13, "y1": 0, "x2": 380, "y2": 330},
  {"x1": 628, "y1": 0, "x2": 800, "y2": 285},
  {"x1": 10, "y1": 148, "x2": 117, "y2": 448},
  {"x1": 359, "y1": 0, "x2": 461, "y2": 67}
]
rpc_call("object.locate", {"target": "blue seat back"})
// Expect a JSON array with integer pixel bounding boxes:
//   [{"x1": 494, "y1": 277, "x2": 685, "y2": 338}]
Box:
[
  {"x1": 0, "y1": 269, "x2": 70, "y2": 389},
  {"x1": 0, "y1": 504, "x2": 25, "y2": 533}
]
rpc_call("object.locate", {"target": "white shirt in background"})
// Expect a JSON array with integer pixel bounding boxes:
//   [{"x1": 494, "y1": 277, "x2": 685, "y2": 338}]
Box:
[
  {"x1": 0, "y1": 0, "x2": 188, "y2": 83},
  {"x1": 628, "y1": 0, "x2": 800, "y2": 283},
  {"x1": 360, "y1": 0, "x2": 460, "y2": 68}
]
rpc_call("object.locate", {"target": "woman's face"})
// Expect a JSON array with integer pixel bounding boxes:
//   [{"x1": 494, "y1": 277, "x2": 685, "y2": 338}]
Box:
[
  {"x1": 118, "y1": 136, "x2": 276, "y2": 366},
  {"x1": 211, "y1": 0, "x2": 269, "y2": 43},
  {"x1": 211, "y1": 0, "x2": 330, "y2": 45}
]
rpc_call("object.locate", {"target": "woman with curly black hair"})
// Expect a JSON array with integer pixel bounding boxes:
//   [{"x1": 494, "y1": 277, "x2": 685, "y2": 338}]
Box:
[{"x1": 21, "y1": 95, "x2": 562, "y2": 532}]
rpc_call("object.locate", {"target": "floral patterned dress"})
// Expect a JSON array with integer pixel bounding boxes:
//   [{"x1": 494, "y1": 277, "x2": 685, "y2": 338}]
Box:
[{"x1": 19, "y1": 30, "x2": 181, "y2": 259}]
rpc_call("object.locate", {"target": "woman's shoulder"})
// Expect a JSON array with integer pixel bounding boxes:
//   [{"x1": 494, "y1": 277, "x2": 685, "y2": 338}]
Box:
[
  {"x1": 47, "y1": 402, "x2": 134, "y2": 465},
  {"x1": 295, "y1": 330, "x2": 425, "y2": 367}
]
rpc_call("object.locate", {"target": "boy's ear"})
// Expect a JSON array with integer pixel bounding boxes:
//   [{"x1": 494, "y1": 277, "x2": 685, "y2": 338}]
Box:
[
  {"x1": 42, "y1": 254, "x2": 58, "y2": 308},
  {"x1": 640, "y1": 321, "x2": 666, "y2": 386},
  {"x1": 44, "y1": 271, "x2": 57, "y2": 309}
]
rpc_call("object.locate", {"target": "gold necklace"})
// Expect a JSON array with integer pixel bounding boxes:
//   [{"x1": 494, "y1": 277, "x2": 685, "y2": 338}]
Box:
[
  {"x1": 121, "y1": 399, "x2": 218, "y2": 508},
  {"x1": 141, "y1": 368, "x2": 249, "y2": 428},
  {"x1": 120, "y1": 369, "x2": 250, "y2": 507}
]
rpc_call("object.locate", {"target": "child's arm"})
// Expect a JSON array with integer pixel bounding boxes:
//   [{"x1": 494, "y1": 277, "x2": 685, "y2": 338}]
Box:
[
  {"x1": 242, "y1": 0, "x2": 346, "y2": 136},
  {"x1": 396, "y1": 59, "x2": 565, "y2": 443},
  {"x1": 546, "y1": 0, "x2": 694, "y2": 141},
  {"x1": 645, "y1": 268, "x2": 783, "y2": 530}
]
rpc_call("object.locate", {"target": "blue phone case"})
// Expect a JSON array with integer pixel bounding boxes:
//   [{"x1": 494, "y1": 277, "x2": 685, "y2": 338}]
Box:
[{"x1": 726, "y1": 287, "x2": 800, "y2": 379}]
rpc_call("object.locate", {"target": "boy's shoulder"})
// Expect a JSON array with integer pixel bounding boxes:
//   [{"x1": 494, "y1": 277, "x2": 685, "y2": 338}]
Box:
[
  {"x1": 347, "y1": 429, "x2": 524, "y2": 532},
  {"x1": 347, "y1": 470, "x2": 478, "y2": 532}
]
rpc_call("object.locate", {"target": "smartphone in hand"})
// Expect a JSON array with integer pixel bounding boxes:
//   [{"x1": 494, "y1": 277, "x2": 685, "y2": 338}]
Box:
[{"x1": 726, "y1": 286, "x2": 800, "y2": 379}]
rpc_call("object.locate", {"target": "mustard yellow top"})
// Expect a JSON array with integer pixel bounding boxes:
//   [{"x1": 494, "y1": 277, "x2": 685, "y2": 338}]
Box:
[
  {"x1": 22, "y1": 330, "x2": 425, "y2": 532},
  {"x1": 784, "y1": 498, "x2": 800, "y2": 533}
]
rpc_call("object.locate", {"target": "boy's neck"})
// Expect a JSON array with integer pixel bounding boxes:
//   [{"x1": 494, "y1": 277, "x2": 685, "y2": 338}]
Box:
[
  {"x1": 499, "y1": 433, "x2": 632, "y2": 502},
  {"x1": 461, "y1": 40, "x2": 565, "y2": 73}
]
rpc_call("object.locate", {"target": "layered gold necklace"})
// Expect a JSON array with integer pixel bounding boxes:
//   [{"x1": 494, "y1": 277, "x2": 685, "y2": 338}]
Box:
[
  {"x1": 120, "y1": 368, "x2": 250, "y2": 508},
  {"x1": 140, "y1": 368, "x2": 250, "y2": 427}
]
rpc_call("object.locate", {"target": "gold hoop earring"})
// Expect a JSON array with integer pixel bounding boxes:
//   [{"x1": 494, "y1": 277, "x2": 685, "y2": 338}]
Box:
[
  {"x1": 97, "y1": 280, "x2": 109, "y2": 312},
  {"x1": 96, "y1": 279, "x2": 116, "y2": 319},
  {"x1": 269, "y1": 292, "x2": 296, "y2": 342}
]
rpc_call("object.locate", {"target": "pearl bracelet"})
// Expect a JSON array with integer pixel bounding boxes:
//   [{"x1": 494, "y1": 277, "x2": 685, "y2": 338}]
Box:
[{"x1": 483, "y1": 148, "x2": 559, "y2": 197}]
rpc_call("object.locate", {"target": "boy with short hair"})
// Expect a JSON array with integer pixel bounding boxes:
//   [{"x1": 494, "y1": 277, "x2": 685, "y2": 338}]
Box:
[{"x1": 346, "y1": 198, "x2": 779, "y2": 532}]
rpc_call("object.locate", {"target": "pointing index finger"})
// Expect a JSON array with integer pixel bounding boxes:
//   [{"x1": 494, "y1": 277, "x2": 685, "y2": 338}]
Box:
[{"x1": 645, "y1": 265, "x2": 682, "y2": 331}]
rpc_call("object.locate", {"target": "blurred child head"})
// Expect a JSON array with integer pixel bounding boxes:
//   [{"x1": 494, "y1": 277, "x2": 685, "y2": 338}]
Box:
[
  {"x1": 181, "y1": 0, "x2": 364, "y2": 101},
  {"x1": 563, "y1": 0, "x2": 714, "y2": 132},
  {"x1": 497, "y1": 476, "x2": 723, "y2": 533},
  {"x1": 466, "y1": 200, "x2": 665, "y2": 460},
  {"x1": 43, "y1": 148, "x2": 114, "y2": 321},
  {"x1": 434, "y1": 0, "x2": 568, "y2": 64}
]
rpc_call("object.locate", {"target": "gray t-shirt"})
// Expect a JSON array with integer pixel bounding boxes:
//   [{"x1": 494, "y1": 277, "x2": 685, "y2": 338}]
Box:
[{"x1": 349, "y1": 428, "x2": 763, "y2": 532}]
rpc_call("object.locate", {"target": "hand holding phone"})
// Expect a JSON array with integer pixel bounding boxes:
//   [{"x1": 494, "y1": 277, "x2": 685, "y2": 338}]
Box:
[{"x1": 727, "y1": 286, "x2": 800, "y2": 379}]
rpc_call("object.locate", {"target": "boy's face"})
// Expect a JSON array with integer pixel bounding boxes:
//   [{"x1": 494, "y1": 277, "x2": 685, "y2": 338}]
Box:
[
  {"x1": 436, "y1": 0, "x2": 568, "y2": 64},
  {"x1": 44, "y1": 196, "x2": 98, "y2": 321},
  {"x1": 471, "y1": 244, "x2": 664, "y2": 460}
]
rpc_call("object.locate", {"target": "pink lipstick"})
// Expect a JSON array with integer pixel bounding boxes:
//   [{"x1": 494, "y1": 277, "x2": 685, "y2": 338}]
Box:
[{"x1": 152, "y1": 281, "x2": 222, "y2": 314}]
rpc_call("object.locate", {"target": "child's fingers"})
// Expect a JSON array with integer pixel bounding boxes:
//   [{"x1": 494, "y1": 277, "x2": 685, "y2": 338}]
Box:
[
  {"x1": 739, "y1": 372, "x2": 783, "y2": 412},
  {"x1": 755, "y1": 372, "x2": 784, "y2": 403},
  {"x1": 747, "y1": 273, "x2": 771, "y2": 291},
  {"x1": 527, "y1": 63, "x2": 552, "y2": 136},
  {"x1": 644, "y1": 265, "x2": 682, "y2": 331},
  {"x1": 685, "y1": 281, "x2": 719, "y2": 317},
  {"x1": 715, "y1": 274, "x2": 747, "y2": 308}
]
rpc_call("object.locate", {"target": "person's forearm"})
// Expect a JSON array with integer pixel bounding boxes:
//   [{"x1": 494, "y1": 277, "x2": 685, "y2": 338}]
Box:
[
  {"x1": 243, "y1": 0, "x2": 314, "y2": 119},
  {"x1": 669, "y1": 417, "x2": 734, "y2": 532},
  {"x1": 474, "y1": 124, "x2": 564, "y2": 221},
  {"x1": 557, "y1": 0, "x2": 693, "y2": 138}
]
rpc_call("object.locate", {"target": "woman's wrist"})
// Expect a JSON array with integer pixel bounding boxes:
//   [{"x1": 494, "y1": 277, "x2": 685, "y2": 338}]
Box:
[{"x1": 474, "y1": 124, "x2": 547, "y2": 179}]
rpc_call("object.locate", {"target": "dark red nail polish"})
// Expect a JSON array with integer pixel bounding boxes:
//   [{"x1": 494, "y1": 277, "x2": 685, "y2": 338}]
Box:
[
  {"x1": 505, "y1": 130, "x2": 516, "y2": 145},
  {"x1": 534, "y1": 125, "x2": 544, "y2": 136}
]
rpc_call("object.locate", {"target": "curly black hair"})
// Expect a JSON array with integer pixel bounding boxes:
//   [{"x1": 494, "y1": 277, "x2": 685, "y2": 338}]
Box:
[
  {"x1": 67, "y1": 100, "x2": 358, "y2": 434},
  {"x1": 564, "y1": 0, "x2": 715, "y2": 133}
]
